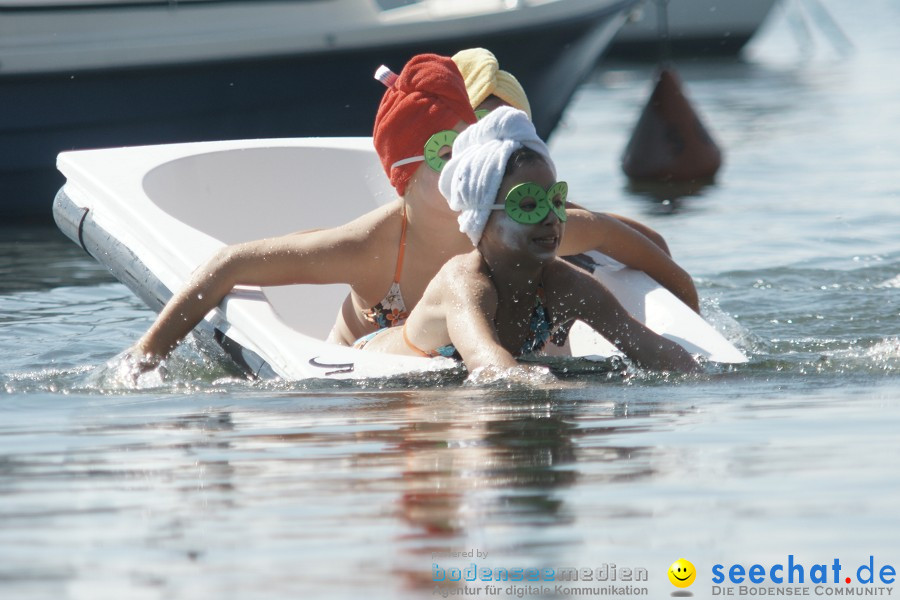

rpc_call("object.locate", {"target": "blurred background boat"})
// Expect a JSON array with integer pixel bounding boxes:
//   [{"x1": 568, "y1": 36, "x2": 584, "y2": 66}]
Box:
[
  {"x1": 0, "y1": 0, "x2": 638, "y2": 223},
  {"x1": 609, "y1": 0, "x2": 781, "y2": 58}
]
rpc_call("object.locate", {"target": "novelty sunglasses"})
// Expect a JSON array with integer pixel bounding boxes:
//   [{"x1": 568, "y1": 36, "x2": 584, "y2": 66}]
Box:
[{"x1": 492, "y1": 181, "x2": 568, "y2": 224}]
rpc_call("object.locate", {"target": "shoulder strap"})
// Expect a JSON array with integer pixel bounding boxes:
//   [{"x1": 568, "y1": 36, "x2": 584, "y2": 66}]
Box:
[{"x1": 393, "y1": 204, "x2": 408, "y2": 283}]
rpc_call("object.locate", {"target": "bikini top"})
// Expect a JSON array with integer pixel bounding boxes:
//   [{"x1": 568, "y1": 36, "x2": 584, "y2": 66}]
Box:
[
  {"x1": 362, "y1": 206, "x2": 410, "y2": 329},
  {"x1": 402, "y1": 283, "x2": 556, "y2": 360}
]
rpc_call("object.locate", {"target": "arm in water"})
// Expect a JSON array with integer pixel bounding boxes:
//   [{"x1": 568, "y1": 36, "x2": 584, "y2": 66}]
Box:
[
  {"x1": 561, "y1": 208, "x2": 700, "y2": 314},
  {"x1": 129, "y1": 209, "x2": 384, "y2": 368},
  {"x1": 547, "y1": 261, "x2": 701, "y2": 374}
]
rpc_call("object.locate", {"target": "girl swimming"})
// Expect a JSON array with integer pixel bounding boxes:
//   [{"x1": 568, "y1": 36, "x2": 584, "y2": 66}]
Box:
[
  {"x1": 356, "y1": 107, "x2": 700, "y2": 374},
  {"x1": 129, "y1": 53, "x2": 697, "y2": 374}
]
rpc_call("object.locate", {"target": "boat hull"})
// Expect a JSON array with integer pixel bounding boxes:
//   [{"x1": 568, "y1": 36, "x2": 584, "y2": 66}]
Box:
[
  {"x1": 1, "y1": 0, "x2": 635, "y2": 222},
  {"x1": 608, "y1": 0, "x2": 780, "y2": 59}
]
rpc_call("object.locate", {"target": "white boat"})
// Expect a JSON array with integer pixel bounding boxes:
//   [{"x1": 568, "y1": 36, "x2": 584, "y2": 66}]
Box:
[
  {"x1": 609, "y1": 0, "x2": 781, "y2": 58},
  {"x1": 52, "y1": 138, "x2": 747, "y2": 380},
  {"x1": 0, "y1": 0, "x2": 639, "y2": 222}
]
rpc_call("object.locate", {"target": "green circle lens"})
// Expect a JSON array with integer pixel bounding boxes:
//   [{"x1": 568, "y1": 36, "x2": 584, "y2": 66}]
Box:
[
  {"x1": 547, "y1": 181, "x2": 568, "y2": 222},
  {"x1": 474, "y1": 109, "x2": 491, "y2": 121},
  {"x1": 505, "y1": 182, "x2": 549, "y2": 224},
  {"x1": 423, "y1": 130, "x2": 459, "y2": 172}
]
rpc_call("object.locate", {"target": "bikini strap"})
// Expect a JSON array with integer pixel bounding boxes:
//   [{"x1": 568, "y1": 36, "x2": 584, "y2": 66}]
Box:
[
  {"x1": 402, "y1": 323, "x2": 436, "y2": 358},
  {"x1": 393, "y1": 204, "x2": 409, "y2": 283}
]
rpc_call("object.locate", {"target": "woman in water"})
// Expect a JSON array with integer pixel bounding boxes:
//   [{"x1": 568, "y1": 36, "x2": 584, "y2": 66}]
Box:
[
  {"x1": 356, "y1": 107, "x2": 699, "y2": 374},
  {"x1": 130, "y1": 53, "x2": 696, "y2": 370}
]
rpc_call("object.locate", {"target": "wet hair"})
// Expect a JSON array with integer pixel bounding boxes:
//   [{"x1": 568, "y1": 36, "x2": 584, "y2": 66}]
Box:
[{"x1": 503, "y1": 147, "x2": 550, "y2": 178}]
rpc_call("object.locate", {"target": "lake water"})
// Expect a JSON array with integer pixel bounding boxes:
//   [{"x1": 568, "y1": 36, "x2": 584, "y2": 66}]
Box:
[{"x1": 1, "y1": 1, "x2": 899, "y2": 598}]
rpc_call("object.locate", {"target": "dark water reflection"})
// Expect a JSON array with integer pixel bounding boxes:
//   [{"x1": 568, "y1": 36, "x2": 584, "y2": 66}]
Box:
[
  {"x1": 0, "y1": 388, "x2": 666, "y2": 597},
  {"x1": 2, "y1": 371, "x2": 899, "y2": 598}
]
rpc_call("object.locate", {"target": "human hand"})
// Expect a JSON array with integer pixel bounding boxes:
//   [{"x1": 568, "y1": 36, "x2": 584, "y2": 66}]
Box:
[
  {"x1": 122, "y1": 346, "x2": 164, "y2": 379},
  {"x1": 465, "y1": 363, "x2": 557, "y2": 385}
]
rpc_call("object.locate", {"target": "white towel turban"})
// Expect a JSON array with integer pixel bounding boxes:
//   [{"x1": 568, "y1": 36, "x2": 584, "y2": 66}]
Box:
[{"x1": 438, "y1": 106, "x2": 555, "y2": 245}]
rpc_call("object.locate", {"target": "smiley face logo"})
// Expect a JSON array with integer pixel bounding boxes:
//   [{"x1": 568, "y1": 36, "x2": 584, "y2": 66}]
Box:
[{"x1": 668, "y1": 558, "x2": 696, "y2": 588}]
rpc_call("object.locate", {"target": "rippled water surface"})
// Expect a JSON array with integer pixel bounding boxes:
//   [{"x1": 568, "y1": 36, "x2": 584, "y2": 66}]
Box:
[{"x1": 2, "y1": 1, "x2": 899, "y2": 598}]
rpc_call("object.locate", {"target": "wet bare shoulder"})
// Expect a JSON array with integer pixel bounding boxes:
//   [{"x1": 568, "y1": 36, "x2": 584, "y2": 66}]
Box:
[
  {"x1": 334, "y1": 201, "x2": 404, "y2": 247},
  {"x1": 433, "y1": 252, "x2": 495, "y2": 302}
]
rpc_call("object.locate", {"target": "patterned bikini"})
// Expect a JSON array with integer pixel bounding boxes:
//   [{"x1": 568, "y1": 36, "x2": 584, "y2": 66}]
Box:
[{"x1": 361, "y1": 206, "x2": 410, "y2": 329}]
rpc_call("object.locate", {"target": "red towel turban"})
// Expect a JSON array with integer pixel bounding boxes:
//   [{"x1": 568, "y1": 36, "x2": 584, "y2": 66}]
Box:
[{"x1": 373, "y1": 54, "x2": 477, "y2": 196}]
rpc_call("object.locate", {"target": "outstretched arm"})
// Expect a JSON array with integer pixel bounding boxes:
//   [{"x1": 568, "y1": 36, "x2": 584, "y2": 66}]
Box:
[
  {"x1": 604, "y1": 213, "x2": 670, "y2": 256},
  {"x1": 565, "y1": 201, "x2": 671, "y2": 254},
  {"x1": 561, "y1": 209, "x2": 700, "y2": 313},
  {"x1": 132, "y1": 223, "x2": 372, "y2": 364},
  {"x1": 550, "y1": 264, "x2": 701, "y2": 374},
  {"x1": 443, "y1": 273, "x2": 519, "y2": 372}
]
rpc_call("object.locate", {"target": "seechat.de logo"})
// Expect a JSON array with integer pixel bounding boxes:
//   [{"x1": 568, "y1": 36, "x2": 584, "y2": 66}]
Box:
[{"x1": 668, "y1": 558, "x2": 697, "y2": 588}]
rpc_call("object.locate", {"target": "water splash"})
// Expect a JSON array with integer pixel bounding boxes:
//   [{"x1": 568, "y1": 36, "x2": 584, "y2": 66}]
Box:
[
  {"x1": 465, "y1": 364, "x2": 556, "y2": 387},
  {"x1": 827, "y1": 337, "x2": 900, "y2": 375},
  {"x1": 875, "y1": 274, "x2": 900, "y2": 289},
  {"x1": 701, "y1": 296, "x2": 767, "y2": 354}
]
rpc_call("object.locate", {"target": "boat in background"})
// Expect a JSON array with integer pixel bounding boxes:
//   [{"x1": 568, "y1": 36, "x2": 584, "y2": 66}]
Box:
[
  {"x1": 0, "y1": 0, "x2": 638, "y2": 222},
  {"x1": 608, "y1": 0, "x2": 781, "y2": 58},
  {"x1": 52, "y1": 137, "x2": 747, "y2": 380}
]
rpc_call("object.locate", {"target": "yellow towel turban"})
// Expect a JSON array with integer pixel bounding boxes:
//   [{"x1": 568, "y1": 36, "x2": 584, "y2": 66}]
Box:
[{"x1": 452, "y1": 48, "x2": 532, "y2": 120}]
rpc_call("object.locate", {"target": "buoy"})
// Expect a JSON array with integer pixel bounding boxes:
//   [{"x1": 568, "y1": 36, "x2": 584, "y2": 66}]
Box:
[{"x1": 621, "y1": 67, "x2": 723, "y2": 183}]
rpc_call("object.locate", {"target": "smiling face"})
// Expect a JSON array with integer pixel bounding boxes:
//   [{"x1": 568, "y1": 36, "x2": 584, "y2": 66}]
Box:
[
  {"x1": 668, "y1": 559, "x2": 697, "y2": 588},
  {"x1": 480, "y1": 153, "x2": 564, "y2": 263}
]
